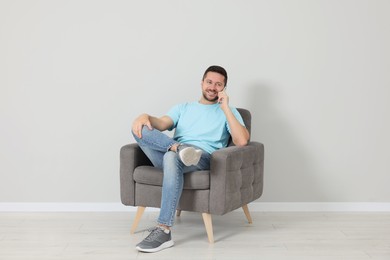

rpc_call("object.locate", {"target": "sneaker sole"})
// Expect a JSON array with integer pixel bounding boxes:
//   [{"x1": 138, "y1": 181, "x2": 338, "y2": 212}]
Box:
[
  {"x1": 136, "y1": 240, "x2": 174, "y2": 253},
  {"x1": 179, "y1": 147, "x2": 202, "y2": 166}
]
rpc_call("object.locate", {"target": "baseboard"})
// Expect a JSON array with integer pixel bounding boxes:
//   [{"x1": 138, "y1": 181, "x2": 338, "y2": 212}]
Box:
[
  {"x1": 0, "y1": 203, "x2": 136, "y2": 212},
  {"x1": 1, "y1": 202, "x2": 390, "y2": 212},
  {"x1": 247, "y1": 202, "x2": 390, "y2": 212}
]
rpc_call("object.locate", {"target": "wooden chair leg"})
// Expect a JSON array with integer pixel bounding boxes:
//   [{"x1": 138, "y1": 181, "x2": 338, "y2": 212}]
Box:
[
  {"x1": 202, "y1": 213, "x2": 214, "y2": 243},
  {"x1": 242, "y1": 204, "x2": 253, "y2": 224},
  {"x1": 176, "y1": 210, "x2": 182, "y2": 216},
  {"x1": 130, "y1": 206, "x2": 146, "y2": 234}
]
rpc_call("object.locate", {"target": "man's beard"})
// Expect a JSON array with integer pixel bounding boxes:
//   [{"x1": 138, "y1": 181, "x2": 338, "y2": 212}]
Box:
[{"x1": 202, "y1": 90, "x2": 218, "y2": 102}]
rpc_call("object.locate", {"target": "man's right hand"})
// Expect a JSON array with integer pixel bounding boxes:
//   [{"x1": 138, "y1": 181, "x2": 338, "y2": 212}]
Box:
[{"x1": 132, "y1": 114, "x2": 153, "y2": 138}]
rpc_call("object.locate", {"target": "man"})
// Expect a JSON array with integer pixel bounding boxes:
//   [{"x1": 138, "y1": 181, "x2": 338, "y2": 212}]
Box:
[{"x1": 131, "y1": 65, "x2": 249, "y2": 252}]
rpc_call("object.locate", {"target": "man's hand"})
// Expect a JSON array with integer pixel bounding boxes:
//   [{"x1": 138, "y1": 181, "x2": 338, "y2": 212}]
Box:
[
  {"x1": 132, "y1": 114, "x2": 153, "y2": 138},
  {"x1": 218, "y1": 89, "x2": 229, "y2": 111}
]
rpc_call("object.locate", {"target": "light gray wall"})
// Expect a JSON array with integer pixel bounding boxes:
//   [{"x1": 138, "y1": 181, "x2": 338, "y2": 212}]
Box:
[{"x1": 1, "y1": 0, "x2": 390, "y2": 203}]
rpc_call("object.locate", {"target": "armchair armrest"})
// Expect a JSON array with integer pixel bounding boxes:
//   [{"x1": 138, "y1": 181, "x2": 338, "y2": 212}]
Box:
[
  {"x1": 120, "y1": 143, "x2": 152, "y2": 205},
  {"x1": 209, "y1": 142, "x2": 264, "y2": 215}
]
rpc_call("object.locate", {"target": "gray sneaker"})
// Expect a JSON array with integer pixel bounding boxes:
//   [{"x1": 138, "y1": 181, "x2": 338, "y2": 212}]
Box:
[
  {"x1": 179, "y1": 147, "x2": 202, "y2": 166},
  {"x1": 136, "y1": 227, "x2": 174, "y2": 253}
]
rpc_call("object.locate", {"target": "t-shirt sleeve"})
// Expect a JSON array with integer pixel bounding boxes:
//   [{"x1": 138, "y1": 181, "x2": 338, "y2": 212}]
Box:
[{"x1": 166, "y1": 103, "x2": 183, "y2": 130}]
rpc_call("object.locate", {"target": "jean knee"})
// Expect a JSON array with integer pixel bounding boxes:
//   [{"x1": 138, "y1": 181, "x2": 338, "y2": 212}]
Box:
[
  {"x1": 163, "y1": 151, "x2": 181, "y2": 172},
  {"x1": 132, "y1": 126, "x2": 152, "y2": 140},
  {"x1": 163, "y1": 151, "x2": 178, "y2": 166}
]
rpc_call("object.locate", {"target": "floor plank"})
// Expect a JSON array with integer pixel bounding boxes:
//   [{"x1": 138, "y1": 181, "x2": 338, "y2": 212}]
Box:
[{"x1": 0, "y1": 211, "x2": 389, "y2": 259}]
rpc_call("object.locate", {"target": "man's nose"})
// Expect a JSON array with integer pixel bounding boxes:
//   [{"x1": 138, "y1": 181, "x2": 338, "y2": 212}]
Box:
[{"x1": 210, "y1": 83, "x2": 218, "y2": 89}]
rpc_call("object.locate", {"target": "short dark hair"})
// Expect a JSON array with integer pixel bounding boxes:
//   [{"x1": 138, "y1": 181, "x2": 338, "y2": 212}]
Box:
[{"x1": 202, "y1": 65, "x2": 228, "y2": 86}]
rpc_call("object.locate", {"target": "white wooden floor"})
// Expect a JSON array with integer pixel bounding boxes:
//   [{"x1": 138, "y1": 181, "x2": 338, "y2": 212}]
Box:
[{"x1": 0, "y1": 211, "x2": 389, "y2": 259}]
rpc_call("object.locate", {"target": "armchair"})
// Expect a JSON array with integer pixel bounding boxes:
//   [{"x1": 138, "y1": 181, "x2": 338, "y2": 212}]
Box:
[{"x1": 120, "y1": 108, "x2": 264, "y2": 243}]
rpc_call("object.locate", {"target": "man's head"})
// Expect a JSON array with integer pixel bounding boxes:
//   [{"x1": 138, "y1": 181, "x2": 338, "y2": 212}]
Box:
[
  {"x1": 201, "y1": 65, "x2": 228, "y2": 103},
  {"x1": 202, "y1": 65, "x2": 228, "y2": 87}
]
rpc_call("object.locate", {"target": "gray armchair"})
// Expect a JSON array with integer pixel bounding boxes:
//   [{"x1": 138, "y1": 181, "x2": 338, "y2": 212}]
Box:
[{"x1": 120, "y1": 108, "x2": 264, "y2": 243}]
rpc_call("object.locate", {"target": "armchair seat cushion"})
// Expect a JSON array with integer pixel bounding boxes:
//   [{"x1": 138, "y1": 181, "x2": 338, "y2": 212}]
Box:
[{"x1": 133, "y1": 166, "x2": 210, "y2": 190}]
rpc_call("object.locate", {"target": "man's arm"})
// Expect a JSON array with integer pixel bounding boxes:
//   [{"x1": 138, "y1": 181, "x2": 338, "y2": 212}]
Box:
[
  {"x1": 132, "y1": 114, "x2": 173, "y2": 138},
  {"x1": 218, "y1": 90, "x2": 250, "y2": 147},
  {"x1": 224, "y1": 109, "x2": 250, "y2": 146}
]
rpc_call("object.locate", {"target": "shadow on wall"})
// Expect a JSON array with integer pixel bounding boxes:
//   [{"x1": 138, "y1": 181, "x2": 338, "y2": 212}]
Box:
[{"x1": 245, "y1": 83, "x2": 326, "y2": 202}]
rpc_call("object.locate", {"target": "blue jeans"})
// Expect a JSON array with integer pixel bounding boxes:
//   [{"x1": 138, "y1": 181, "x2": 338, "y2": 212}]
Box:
[{"x1": 132, "y1": 126, "x2": 211, "y2": 227}]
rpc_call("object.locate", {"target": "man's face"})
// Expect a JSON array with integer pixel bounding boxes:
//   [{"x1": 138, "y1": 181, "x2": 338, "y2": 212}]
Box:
[{"x1": 201, "y1": 72, "x2": 226, "y2": 102}]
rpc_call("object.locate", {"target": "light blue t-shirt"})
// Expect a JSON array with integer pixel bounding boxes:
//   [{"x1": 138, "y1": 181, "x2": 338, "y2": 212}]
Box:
[{"x1": 166, "y1": 102, "x2": 245, "y2": 154}]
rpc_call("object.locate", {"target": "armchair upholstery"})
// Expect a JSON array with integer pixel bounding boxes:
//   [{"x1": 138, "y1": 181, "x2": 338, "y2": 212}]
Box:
[{"x1": 120, "y1": 108, "x2": 264, "y2": 243}]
